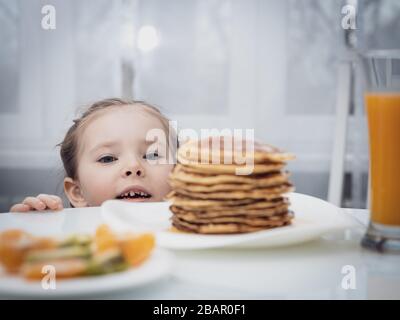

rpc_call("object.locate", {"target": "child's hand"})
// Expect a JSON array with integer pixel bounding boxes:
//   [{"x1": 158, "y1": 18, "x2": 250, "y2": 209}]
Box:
[{"x1": 10, "y1": 194, "x2": 64, "y2": 213}]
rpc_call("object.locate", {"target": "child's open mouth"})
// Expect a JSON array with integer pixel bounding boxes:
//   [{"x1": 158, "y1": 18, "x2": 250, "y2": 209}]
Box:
[{"x1": 115, "y1": 187, "x2": 152, "y2": 201}]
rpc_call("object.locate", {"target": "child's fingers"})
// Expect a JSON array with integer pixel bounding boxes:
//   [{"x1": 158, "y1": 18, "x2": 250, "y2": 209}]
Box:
[
  {"x1": 48, "y1": 195, "x2": 62, "y2": 203},
  {"x1": 48, "y1": 195, "x2": 64, "y2": 209},
  {"x1": 10, "y1": 203, "x2": 31, "y2": 213},
  {"x1": 37, "y1": 194, "x2": 60, "y2": 210},
  {"x1": 22, "y1": 197, "x2": 46, "y2": 211}
]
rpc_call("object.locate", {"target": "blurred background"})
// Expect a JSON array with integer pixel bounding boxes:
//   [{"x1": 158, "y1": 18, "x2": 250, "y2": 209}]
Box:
[{"x1": 0, "y1": 0, "x2": 399, "y2": 212}]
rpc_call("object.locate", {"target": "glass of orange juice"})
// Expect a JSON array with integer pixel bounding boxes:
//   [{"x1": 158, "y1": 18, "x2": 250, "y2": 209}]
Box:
[{"x1": 360, "y1": 50, "x2": 400, "y2": 252}]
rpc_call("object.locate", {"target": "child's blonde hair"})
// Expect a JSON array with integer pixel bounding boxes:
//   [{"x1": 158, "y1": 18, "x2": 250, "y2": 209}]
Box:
[{"x1": 57, "y1": 98, "x2": 177, "y2": 180}]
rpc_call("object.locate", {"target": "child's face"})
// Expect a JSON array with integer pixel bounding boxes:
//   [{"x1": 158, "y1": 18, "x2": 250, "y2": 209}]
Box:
[{"x1": 71, "y1": 105, "x2": 174, "y2": 207}]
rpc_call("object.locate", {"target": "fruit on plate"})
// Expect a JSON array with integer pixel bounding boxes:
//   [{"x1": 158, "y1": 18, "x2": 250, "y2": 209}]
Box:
[
  {"x1": 0, "y1": 224, "x2": 155, "y2": 280},
  {"x1": 120, "y1": 233, "x2": 155, "y2": 266}
]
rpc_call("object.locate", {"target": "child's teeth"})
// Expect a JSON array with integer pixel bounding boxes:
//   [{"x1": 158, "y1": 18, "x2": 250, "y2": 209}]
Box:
[{"x1": 118, "y1": 190, "x2": 150, "y2": 198}]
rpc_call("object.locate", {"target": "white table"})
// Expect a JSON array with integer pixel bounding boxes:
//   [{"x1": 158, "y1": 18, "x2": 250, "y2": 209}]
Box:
[{"x1": 1, "y1": 207, "x2": 400, "y2": 299}]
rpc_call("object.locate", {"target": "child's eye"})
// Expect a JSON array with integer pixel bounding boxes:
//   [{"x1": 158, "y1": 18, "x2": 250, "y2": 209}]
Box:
[
  {"x1": 143, "y1": 151, "x2": 159, "y2": 160},
  {"x1": 98, "y1": 155, "x2": 117, "y2": 163}
]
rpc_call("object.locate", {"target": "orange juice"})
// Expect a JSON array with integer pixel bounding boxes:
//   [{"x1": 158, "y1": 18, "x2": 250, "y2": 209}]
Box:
[{"x1": 366, "y1": 93, "x2": 400, "y2": 226}]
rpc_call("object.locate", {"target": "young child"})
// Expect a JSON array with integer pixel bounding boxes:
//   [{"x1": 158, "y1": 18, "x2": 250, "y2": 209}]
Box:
[{"x1": 10, "y1": 98, "x2": 176, "y2": 212}]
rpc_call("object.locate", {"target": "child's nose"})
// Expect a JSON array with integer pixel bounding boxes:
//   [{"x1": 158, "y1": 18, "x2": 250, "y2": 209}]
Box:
[
  {"x1": 122, "y1": 159, "x2": 145, "y2": 178},
  {"x1": 125, "y1": 169, "x2": 143, "y2": 177},
  {"x1": 121, "y1": 157, "x2": 145, "y2": 178}
]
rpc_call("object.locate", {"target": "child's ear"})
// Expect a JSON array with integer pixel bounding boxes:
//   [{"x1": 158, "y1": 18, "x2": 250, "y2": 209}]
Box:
[{"x1": 63, "y1": 177, "x2": 88, "y2": 208}]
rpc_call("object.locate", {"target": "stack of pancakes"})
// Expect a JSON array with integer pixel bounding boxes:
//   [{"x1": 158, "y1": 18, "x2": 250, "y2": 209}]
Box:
[{"x1": 166, "y1": 137, "x2": 295, "y2": 234}]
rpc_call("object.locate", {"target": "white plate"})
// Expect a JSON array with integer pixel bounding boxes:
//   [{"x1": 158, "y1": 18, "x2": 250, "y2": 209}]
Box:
[
  {"x1": 0, "y1": 249, "x2": 173, "y2": 298},
  {"x1": 101, "y1": 193, "x2": 360, "y2": 250}
]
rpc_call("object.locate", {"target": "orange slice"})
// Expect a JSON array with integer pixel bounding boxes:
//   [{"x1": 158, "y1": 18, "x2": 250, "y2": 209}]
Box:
[
  {"x1": 120, "y1": 233, "x2": 155, "y2": 266},
  {"x1": 0, "y1": 230, "x2": 34, "y2": 273},
  {"x1": 95, "y1": 224, "x2": 119, "y2": 252}
]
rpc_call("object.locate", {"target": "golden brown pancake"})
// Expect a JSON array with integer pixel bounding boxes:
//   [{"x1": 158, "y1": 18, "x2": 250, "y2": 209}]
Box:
[
  {"x1": 166, "y1": 194, "x2": 289, "y2": 212},
  {"x1": 178, "y1": 136, "x2": 295, "y2": 165},
  {"x1": 169, "y1": 202, "x2": 290, "y2": 218},
  {"x1": 170, "y1": 166, "x2": 290, "y2": 187},
  {"x1": 167, "y1": 136, "x2": 295, "y2": 234},
  {"x1": 173, "y1": 211, "x2": 293, "y2": 226},
  {"x1": 179, "y1": 162, "x2": 285, "y2": 175},
  {"x1": 172, "y1": 183, "x2": 294, "y2": 200},
  {"x1": 169, "y1": 177, "x2": 290, "y2": 192},
  {"x1": 171, "y1": 212, "x2": 293, "y2": 234}
]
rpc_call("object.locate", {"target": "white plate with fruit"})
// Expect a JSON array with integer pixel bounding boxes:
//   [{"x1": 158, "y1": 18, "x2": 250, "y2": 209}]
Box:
[{"x1": 0, "y1": 225, "x2": 173, "y2": 298}]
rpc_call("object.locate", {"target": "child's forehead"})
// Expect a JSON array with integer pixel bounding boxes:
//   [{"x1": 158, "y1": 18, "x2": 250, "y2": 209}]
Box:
[
  {"x1": 78, "y1": 105, "x2": 167, "y2": 151},
  {"x1": 92, "y1": 104, "x2": 160, "y2": 123},
  {"x1": 88, "y1": 105, "x2": 164, "y2": 131}
]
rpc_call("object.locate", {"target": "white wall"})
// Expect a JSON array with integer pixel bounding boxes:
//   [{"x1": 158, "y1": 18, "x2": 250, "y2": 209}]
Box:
[{"x1": 2, "y1": 0, "x2": 390, "y2": 211}]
